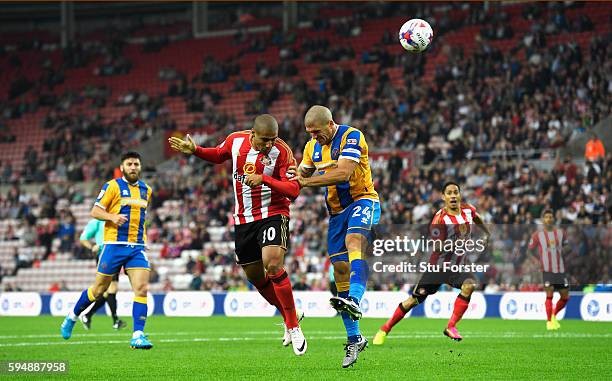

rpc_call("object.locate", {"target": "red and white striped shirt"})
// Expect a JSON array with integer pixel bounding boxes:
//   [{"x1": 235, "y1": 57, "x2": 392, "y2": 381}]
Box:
[
  {"x1": 528, "y1": 228, "x2": 566, "y2": 273},
  {"x1": 215, "y1": 131, "x2": 294, "y2": 225},
  {"x1": 429, "y1": 204, "x2": 477, "y2": 266}
]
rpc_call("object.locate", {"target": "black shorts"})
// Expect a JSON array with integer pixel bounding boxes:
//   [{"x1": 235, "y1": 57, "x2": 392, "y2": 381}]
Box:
[
  {"x1": 543, "y1": 272, "x2": 569, "y2": 290},
  {"x1": 412, "y1": 270, "x2": 475, "y2": 297},
  {"x1": 234, "y1": 214, "x2": 290, "y2": 265}
]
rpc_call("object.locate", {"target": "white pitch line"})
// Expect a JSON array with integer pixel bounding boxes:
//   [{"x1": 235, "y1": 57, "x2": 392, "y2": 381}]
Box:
[
  {"x1": 0, "y1": 332, "x2": 610, "y2": 348},
  {"x1": 0, "y1": 330, "x2": 352, "y2": 340}
]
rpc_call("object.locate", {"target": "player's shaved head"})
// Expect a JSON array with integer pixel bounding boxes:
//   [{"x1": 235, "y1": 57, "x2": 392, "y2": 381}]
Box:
[
  {"x1": 304, "y1": 105, "x2": 333, "y2": 128},
  {"x1": 253, "y1": 114, "x2": 279, "y2": 135},
  {"x1": 251, "y1": 114, "x2": 278, "y2": 154}
]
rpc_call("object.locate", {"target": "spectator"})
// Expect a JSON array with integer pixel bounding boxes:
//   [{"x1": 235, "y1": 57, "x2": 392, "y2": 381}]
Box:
[{"x1": 585, "y1": 132, "x2": 605, "y2": 162}]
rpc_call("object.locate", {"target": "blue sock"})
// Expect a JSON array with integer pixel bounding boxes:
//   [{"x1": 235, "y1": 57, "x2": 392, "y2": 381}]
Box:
[
  {"x1": 133, "y1": 297, "x2": 148, "y2": 332},
  {"x1": 338, "y1": 290, "x2": 360, "y2": 342},
  {"x1": 348, "y1": 258, "x2": 368, "y2": 304},
  {"x1": 71, "y1": 287, "x2": 96, "y2": 318}
]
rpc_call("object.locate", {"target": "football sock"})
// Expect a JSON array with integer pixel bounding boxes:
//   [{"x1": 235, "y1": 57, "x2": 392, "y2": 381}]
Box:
[
  {"x1": 69, "y1": 287, "x2": 97, "y2": 321},
  {"x1": 338, "y1": 288, "x2": 360, "y2": 343},
  {"x1": 554, "y1": 296, "x2": 569, "y2": 315},
  {"x1": 382, "y1": 303, "x2": 410, "y2": 333},
  {"x1": 348, "y1": 251, "x2": 367, "y2": 304},
  {"x1": 106, "y1": 293, "x2": 118, "y2": 323},
  {"x1": 133, "y1": 296, "x2": 148, "y2": 332},
  {"x1": 545, "y1": 296, "x2": 553, "y2": 321},
  {"x1": 448, "y1": 293, "x2": 470, "y2": 328},
  {"x1": 252, "y1": 276, "x2": 285, "y2": 321},
  {"x1": 269, "y1": 268, "x2": 299, "y2": 329},
  {"x1": 86, "y1": 297, "x2": 106, "y2": 319}
]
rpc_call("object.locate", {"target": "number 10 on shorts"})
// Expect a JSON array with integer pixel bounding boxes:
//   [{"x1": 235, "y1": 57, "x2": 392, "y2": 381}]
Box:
[{"x1": 262, "y1": 227, "x2": 276, "y2": 244}]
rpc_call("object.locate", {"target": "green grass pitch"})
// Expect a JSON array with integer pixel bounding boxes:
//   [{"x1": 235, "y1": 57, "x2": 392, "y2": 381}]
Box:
[{"x1": 0, "y1": 316, "x2": 610, "y2": 380}]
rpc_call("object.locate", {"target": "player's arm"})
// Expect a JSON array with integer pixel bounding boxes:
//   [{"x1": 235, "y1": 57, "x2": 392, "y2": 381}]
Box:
[
  {"x1": 244, "y1": 146, "x2": 301, "y2": 199},
  {"x1": 79, "y1": 220, "x2": 99, "y2": 255},
  {"x1": 297, "y1": 158, "x2": 358, "y2": 187},
  {"x1": 167, "y1": 133, "x2": 231, "y2": 164},
  {"x1": 249, "y1": 175, "x2": 301, "y2": 199},
  {"x1": 92, "y1": 182, "x2": 128, "y2": 226},
  {"x1": 297, "y1": 164, "x2": 315, "y2": 178}
]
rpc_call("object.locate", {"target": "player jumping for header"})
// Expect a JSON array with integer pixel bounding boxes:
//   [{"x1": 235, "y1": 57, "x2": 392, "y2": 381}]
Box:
[
  {"x1": 168, "y1": 114, "x2": 307, "y2": 356},
  {"x1": 293, "y1": 105, "x2": 380, "y2": 368}
]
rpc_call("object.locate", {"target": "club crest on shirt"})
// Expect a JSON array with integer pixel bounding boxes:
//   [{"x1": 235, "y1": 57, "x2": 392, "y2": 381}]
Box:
[
  {"x1": 260, "y1": 156, "x2": 271, "y2": 166},
  {"x1": 331, "y1": 148, "x2": 340, "y2": 159},
  {"x1": 243, "y1": 163, "x2": 256, "y2": 175}
]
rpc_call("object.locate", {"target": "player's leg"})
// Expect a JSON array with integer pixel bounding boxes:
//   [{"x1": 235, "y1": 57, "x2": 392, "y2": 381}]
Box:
[
  {"x1": 552, "y1": 285, "x2": 570, "y2": 329},
  {"x1": 126, "y1": 268, "x2": 151, "y2": 349},
  {"x1": 344, "y1": 200, "x2": 380, "y2": 319},
  {"x1": 343, "y1": 232, "x2": 368, "y2": 316},
  {"x1": 259, "y1": 216, "x2": 306, "y2": 355},
  {"x1": 444, "y1": 277, "x2": 477, "y2": 341},
  {"x1": 326, "y1": 212, "x2": 367, "y2": 367},
  {"x1": 374, "y1": 278, "x2": 435, "y2": 345},
  {"x1": 262, "y1": 246, "x2": 299, "y2": 328},
  {"x1": 80, "y1": 247, "x2": 107, "y2": 329},
  {"x1": 61, "y1": 244, "x2": 118, "y2": 339},
  {"x1": 125, "y1": 246, "x2": 152, "y2": 349},
  {"x1": 61, "y1": 273, "x2": 112, "y2": 339},
  {"x1": 236, "y1": 219, "x2": 289, "y2": 322},
  {"x1": 332, "y1": 260, "x2": 366, "y2": 367},
  {"x1": 81, "y1": 292, "x2": 106, "y2": 330},
  {"x1": 107, "y1": 279, "x2": 125, "y2": 329},
  {"x1": 544, "y1": 284, "x2": 555, "y2": 330}
]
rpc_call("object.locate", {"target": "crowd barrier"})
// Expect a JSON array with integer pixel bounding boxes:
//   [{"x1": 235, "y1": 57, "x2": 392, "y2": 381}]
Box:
[{"x1": 1, "y1": 291, "x2": 610, "y2": 321}]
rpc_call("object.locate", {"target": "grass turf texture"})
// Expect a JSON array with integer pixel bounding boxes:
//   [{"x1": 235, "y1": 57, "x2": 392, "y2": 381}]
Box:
[{"x1": 0, "y1": 316, "x2": 609, "y2": 380}]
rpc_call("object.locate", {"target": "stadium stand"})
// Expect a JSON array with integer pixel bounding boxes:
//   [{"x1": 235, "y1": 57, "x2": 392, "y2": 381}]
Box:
[{"x1": 0, "y1": 2, "x2": 610, "y2": 292}]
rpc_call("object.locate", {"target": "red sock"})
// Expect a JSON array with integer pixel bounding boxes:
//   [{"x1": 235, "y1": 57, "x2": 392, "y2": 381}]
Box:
[
  {"x1": 269, "y1": 268, "x2": 298, "y2": 329},
  {"x1": 382, "y1": 303, "x2": 409, "y2": 333},
  {"x1": 252, "y1": 276, "x2": 285, "y2": 321},
  {"x1": 545, "y1": 296, "x2": 553, "y2": 321},
  {"x1": 447, "y1": 294, "x2": 470, "y2": 328},
  {"x1": 554, "y1": 296, "x2": 569, "y2": 315}
]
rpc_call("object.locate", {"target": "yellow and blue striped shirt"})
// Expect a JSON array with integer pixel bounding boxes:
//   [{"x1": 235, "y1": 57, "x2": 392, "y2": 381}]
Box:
[
  {"x1": 301, "y1": 124, "x2": 379, "y2": 215},
  {"x1": 94, "y1": 177, "x2": 152, "y2": 245}
]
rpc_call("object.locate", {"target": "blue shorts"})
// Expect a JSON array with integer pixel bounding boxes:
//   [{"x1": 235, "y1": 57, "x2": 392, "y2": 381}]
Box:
[
  {"x1": 97, "y1": 244, "x2": 150, "y2": 276},
  {"x1": 328, "y1": 199, "x2": 380, "y2": 264}
]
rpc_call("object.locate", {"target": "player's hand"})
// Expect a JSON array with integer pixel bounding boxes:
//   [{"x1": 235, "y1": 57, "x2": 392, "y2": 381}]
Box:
[
  {"x1": 245, "y1": 174, "x2": 263, "y2": 187},
  {"x1": 111, "y1": 214, "x2": 128, "y2": 226},
  {"x1": 286, "y1": 164, "x2": 297, "y2": 179},
  {"x1": 291, "y1": 176, "x2": 307, "y2": 187},
  {"x1": 168, "y1": 134, "x2": 196, "y2": 155},
  {"x1": 91, "y1": 244, "x2": 100, "y2": 255}
]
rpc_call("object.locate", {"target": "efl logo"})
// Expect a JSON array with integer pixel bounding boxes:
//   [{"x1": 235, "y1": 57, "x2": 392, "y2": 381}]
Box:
[{"x1": 580, "y1": 293, "x2": 612, "y2": 321}]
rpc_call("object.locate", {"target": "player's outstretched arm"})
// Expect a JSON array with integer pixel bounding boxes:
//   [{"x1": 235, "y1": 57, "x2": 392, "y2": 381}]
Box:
[
  {"x1": 294, "y1": 159, "x2": 358, "y2": 188},
  {"x1": 168, "y1": 134, "x2": 196, "y2": 154},
  {"x1": 167, "y1": 134, "x2": 230, "y2": 164}
]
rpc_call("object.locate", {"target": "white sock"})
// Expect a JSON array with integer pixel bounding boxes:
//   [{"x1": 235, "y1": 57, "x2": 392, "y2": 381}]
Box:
[
  {"x1": 68, "y1": 311, "x2": 77, "y2": 322},
  {"x1": 132, "y1": 330, "x2": 143, "y2": 339}
]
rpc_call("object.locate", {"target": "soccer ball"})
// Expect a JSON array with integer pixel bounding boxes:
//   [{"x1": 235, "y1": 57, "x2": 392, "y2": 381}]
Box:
[{"x1": 399, "y1": 18, "x2": 433, "y2": 52}]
